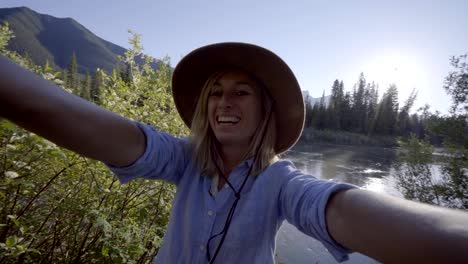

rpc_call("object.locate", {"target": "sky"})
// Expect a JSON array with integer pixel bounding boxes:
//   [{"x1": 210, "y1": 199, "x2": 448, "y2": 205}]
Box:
[{"x1": 2, "y1": 0, "x2": 468, "y2": 114}]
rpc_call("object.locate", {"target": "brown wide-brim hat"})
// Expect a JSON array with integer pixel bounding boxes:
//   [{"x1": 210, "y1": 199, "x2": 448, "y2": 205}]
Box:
[{"x1": 172, "y1": 42, "x2": 305, "y2": 154}]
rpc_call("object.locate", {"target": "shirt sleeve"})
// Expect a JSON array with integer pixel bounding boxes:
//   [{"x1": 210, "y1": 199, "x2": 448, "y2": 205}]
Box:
[
  {"x1": 278, "y1": 160, "x2": 357, "y2": 262},
  {"x1": 105, "y1": 122, "x2": 190, "y2": 185}
]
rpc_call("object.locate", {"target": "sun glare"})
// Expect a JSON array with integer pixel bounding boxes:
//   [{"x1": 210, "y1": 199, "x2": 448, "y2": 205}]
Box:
[{"x1": 361, "y1": 53, "x2": 428, "y2": 99}]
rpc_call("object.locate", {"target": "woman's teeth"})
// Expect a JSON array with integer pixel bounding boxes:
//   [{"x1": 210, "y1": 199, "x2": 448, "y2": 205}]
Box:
[{"x1": 217, "y1": 116, "x2": 240, "y2": 124}]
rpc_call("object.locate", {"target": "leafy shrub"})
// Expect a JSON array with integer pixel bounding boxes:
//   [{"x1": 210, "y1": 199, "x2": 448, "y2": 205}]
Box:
[{"x1": 0, "y1": 25, "x2": 188, "y2": 263}]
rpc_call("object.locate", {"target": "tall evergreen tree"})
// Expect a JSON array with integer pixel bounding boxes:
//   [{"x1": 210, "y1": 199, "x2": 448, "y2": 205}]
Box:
[
  {"x1": 80, "y1": 72, "x2": 91, "y2": 100},
  {"x1": 317, "y1": 91, "x2": 327, "y2": 129},
  {"x1": 91, "y1": 69, "x2": 104, "y2": 104},
  {"x1": 363, "y1": 83, "x2": 372, "y2": 134},
  {"x1": 120, "y1": 63, "x2": 133, "y2": 86},
  {"x1": 338, "y1": 81, "x2": 351, "y2": 130},
  {"x1": 311, "y1": 103, "x2": 320, "y2": 129},
  {"x1": 373, "y1": 84, "x2": 399, "y2": 135},
  {"x1": 305, "y1": 100, "x2": 313, "y2": 127},
  {"x1": 352, "y1": 73, "x2": 367, "y2": 132},
  {"x1": 398, "y1": 89, "x2": 418, "y2": 137},
  {"x1": 367, "y1": 82, "x2": 379, "y2": 135},
  {"x1": 329, "y1": 79, "x2": 344, "y2": 129},
  {"x1": 66, "y1": 52, "x2": 79, "y2": 92}
]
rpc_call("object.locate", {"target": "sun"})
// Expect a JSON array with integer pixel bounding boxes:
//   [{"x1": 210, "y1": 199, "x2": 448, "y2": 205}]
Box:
[{"x1": 361, "y1": 52, "x2": 428, "y2": 96}]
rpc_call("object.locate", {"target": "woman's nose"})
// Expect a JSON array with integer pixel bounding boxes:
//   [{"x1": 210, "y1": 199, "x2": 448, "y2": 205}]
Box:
[{"x1": 219, "y1": 94, "x2": 233, "y2": 108}]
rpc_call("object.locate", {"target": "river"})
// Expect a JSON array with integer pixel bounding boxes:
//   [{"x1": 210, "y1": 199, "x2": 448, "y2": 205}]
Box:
[{"x1": 275, "y1": 143, "x2": 405, "y2": 264}]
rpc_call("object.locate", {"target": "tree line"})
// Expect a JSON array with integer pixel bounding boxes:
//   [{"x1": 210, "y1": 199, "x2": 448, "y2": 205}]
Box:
[{"x1": 304, "y1": 73, "x2": 424, "y2": 139}]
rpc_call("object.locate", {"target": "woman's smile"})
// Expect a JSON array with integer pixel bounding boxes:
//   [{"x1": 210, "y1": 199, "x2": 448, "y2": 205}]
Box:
[{"x1": 216, "y1": 114, "x2": 241, "y2": 125}]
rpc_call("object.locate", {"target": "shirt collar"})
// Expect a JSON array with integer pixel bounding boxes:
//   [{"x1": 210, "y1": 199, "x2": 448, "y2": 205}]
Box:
[{"x1": 244, "y1": 158, "x2": 254, "y2": 168}]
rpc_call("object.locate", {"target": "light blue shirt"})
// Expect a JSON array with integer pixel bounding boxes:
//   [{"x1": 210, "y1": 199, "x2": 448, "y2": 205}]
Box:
[{"x1": 107, "y1": 123, "x2": 356, "y2": 263}]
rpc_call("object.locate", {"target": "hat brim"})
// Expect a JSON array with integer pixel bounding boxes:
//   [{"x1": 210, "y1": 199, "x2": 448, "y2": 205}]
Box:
[{"x1": 172, "y1": 42, "x2": 304, "y2": 154}]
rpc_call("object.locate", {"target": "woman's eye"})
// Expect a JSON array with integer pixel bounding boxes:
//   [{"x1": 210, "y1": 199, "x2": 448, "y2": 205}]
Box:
[
  {"x1": 236, "y1": 91, "x2": 249, "y2": 96},
  {"x1": 210, "y1": 91, "x2": 222, "y2": 97}
]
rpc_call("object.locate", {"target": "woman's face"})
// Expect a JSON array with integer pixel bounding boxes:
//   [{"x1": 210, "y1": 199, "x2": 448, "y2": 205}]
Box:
[{"x1": 207, "y1": 70, "x2": 262, "y2": 149}]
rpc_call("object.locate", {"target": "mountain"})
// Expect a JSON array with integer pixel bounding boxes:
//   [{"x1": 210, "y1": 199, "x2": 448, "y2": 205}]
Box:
[
  {"x1": 0, "y1": 6, "x2": 151, "y2": 74},
  {"x1": 302, "y1": 90, "x2": 331, "y2": 107}
]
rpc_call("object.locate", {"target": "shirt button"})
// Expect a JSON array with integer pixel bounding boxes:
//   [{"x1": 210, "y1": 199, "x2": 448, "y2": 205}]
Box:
[
  {"x1": 199, "y1": 245, "x2": 205, "y2": 251},
  {"x1": 207, "y1": 210, "x2": 213, "y2": 216}
]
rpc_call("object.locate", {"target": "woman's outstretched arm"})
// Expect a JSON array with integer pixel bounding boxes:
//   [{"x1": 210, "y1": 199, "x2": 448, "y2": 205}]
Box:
[
  {"x1": 326, "y1": 188, "x2": 468, "y2": 263},
  {"x1": 0, "y1": 54, "x2": 145, "y2": 167}
]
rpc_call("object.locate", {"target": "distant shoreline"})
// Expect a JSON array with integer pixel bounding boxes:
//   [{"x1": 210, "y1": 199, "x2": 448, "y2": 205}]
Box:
[{"x1": 297, "y1": 128, "x2": 397, "y2": 148}]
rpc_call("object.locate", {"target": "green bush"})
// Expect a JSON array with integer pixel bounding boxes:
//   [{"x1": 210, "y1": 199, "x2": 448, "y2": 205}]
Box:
[{"x1": 0, "y1": 25, "x2": 188, "y2": 263}]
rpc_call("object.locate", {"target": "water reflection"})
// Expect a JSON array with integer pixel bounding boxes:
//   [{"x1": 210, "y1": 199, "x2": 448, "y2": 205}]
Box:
[
  {"x1": 286, "y1": 144, "x2": 397, "y2": 189},
  {"x1": 276, "y1": 144, "x2": 447, "y2": 263},
  {"x1": 275, "y1": 144, "x2": 403, "y2": 264}
]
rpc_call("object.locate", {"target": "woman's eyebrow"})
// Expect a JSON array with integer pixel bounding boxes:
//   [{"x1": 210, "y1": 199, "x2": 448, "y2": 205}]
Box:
[{"x1": 235, "y1": 81, "x2": 254, "y2": 88}]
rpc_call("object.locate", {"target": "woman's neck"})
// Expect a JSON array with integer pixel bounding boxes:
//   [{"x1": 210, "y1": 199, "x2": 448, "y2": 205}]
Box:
[{"x1": 219, "y1": 144, "x2": 248, "y2": 175}]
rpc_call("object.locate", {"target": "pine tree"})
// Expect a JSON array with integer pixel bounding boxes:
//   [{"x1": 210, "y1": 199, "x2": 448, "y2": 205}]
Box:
[
  {"x1": 120, "y1": 63, "x2": 133, "y2": 86},
  {"x1": 91, "y1": 69, "x2": 104, "y2": 104},
  {"x1": 367, "y1": 82, "x2": 379, "y2": 135},
  {"x1": 373, "y1": 84, "x2": 399, "y2": 135},
  {"x1": 352, "y1": 73, "x2": 367, "y2": 133},
  {"x1": 61, "y1": 69, "x2": 68, "y2": 87},
  {"x1": 67, "y1": 52, "x2": 79, "y2": 92},
  {"x1": 398, "y1": 89, "x2": 418, "y2": 137},
  {"x1": 80, "y1": 72, "x2": 91, "y2": 100},
  {"x1": 303, "y1": 92, "x2": 313, "y2": 128},
  {"x1": 329, "y1": 79, "x2": 344, "y2": 129},
  {"x1": 317, "y1": 91, "x2": 327, "y2": 129},
  {"x1": 311, "y1": 103, "x2": 320, "y2": 129},
  {"x1": 338, "y1": 81, "x2": 350, "y2": 131}
]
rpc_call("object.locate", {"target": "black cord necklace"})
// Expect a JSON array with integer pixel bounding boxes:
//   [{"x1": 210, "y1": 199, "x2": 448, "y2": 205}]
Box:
[{"x1": 206, "y1": 102, "x2": 274, "y2": 264}]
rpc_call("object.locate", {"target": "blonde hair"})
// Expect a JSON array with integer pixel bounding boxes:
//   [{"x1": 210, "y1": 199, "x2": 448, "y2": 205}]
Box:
[{"x1": 189, "y1": 69, "x2": 278, "y2": 178}]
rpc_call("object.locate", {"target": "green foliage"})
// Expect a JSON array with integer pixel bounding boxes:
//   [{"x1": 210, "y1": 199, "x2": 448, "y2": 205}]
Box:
[
  {"x1": 395, "y1": 134, "x2": 467, "y2": 209},
  {"x1": 444, "y1": 54, "x2": 468, "y2": 114},
  {"x1": 0, "y1": 26, "x2": 188, "y2": 263},
  {"x1": 0, "y1": 22, "x2": 13, "y2": 53},
  {"x1": 395, "y1": 53, "x2": 468, "y2": 210},
  {"x1": 394, "y1": 135, "x2": 441, "y2": 205}
]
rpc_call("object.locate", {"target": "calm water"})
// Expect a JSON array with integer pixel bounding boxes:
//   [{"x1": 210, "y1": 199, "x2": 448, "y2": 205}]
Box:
[{"x1": 275, "y1": 144, "x2": 405, "y2": 264}]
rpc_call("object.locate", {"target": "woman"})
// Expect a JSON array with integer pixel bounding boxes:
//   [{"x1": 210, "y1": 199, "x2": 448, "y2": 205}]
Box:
[{"x1": 1, "y1": 42, "x2": 468, "y2": 263}]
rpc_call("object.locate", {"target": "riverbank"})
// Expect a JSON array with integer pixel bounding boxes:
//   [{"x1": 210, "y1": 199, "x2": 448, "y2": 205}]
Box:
[{"x1": 297, "y1": 128, "x2": 397, "y2": 148}]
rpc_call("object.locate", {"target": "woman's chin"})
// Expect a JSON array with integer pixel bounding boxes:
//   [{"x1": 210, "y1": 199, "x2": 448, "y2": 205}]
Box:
[{"x1": 215, "y1": 135, "x2": 249, "y2": 148}]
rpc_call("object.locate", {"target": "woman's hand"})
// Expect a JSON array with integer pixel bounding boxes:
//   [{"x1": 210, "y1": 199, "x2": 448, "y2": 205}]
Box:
[
  {"x1": 326, "y1": 188, "x2": 468, "y2": 263},
  {"x1": 0, "y1": 54, "x2": 145, "y2": 167}
]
